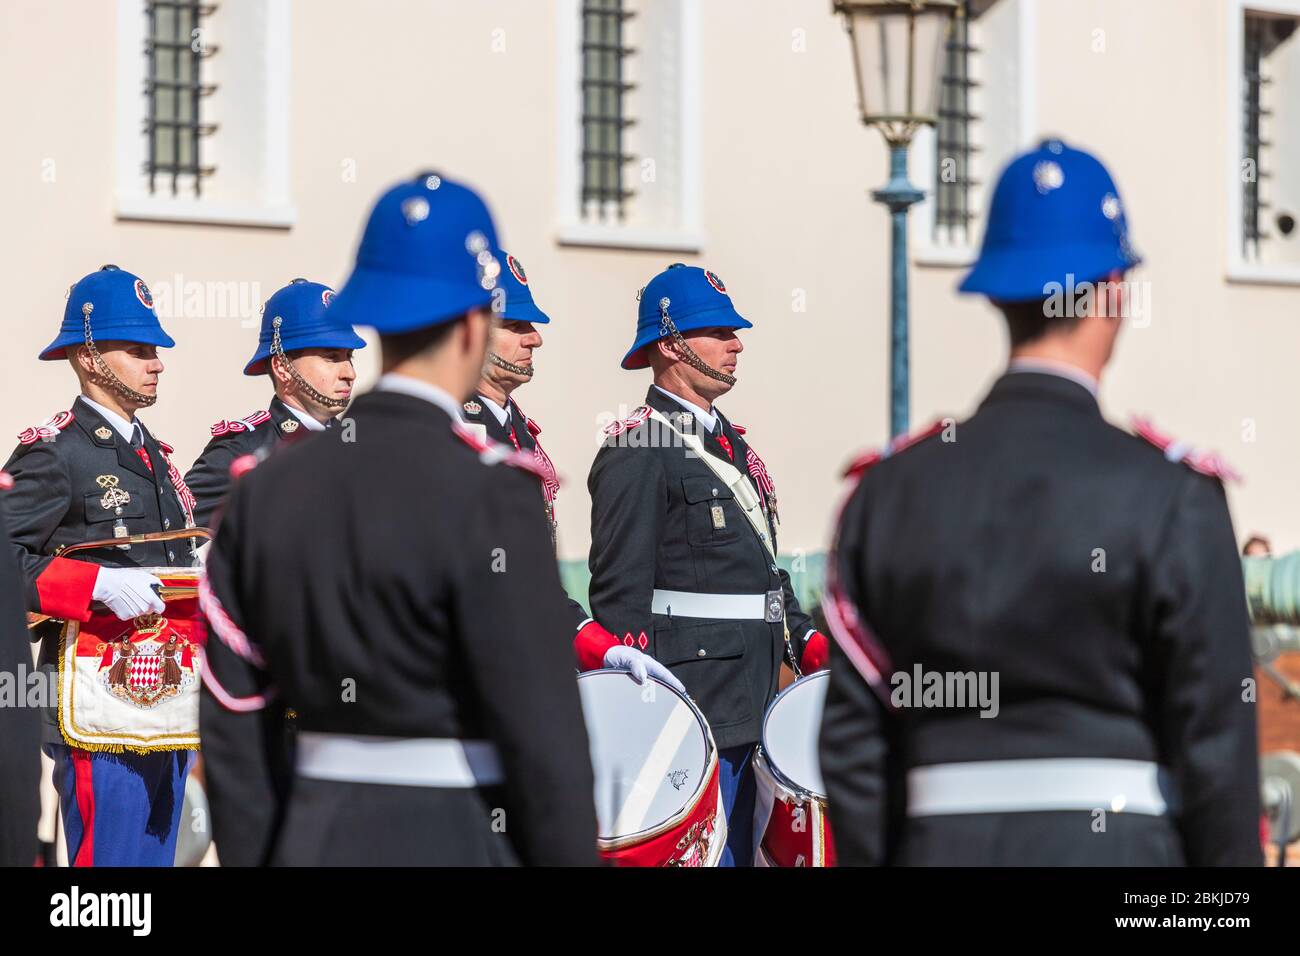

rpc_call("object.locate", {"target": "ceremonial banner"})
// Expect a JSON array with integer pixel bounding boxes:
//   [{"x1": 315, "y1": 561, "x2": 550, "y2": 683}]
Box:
[{"x1": 57, "y1": 570, "x2": 204, "y2": 753}]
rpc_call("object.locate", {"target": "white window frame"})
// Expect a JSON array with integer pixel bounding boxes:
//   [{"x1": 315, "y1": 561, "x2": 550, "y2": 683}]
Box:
[
  {"x1": 1227, "y1": 0, "x2": 1300, "y2": 284},
  {"x1": 114, "y1": 0, "x2": 295, "y2": 229},
  {"x1": 911, "y1": 0, "x2": 1038, "y2": 269},
  {"x1": 555, "y1": 0, "x2": 704, "y2": 253}
]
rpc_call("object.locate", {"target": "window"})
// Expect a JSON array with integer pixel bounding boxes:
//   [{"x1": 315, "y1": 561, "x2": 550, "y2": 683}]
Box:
[
  {"x1": 1229, "y1": 2, "x2": 1300, "y2": 281},
  {"x1": 580, "y1": 0, "x2": 635, "y2": 221},
  {"x1": 911, "y1": 0, "x2": 1034, "y2": 266},
  {"x1": 116, "y1": 0, "x2": 295, "y2": 228},
  {"x1": 557, "y1": 0, "x2": 702, "y2": 252},
  {"x1": 144, "y1": 1, "x2": 218, "y2": 197},
  {"x1": 933, "y1": 0, "x2": 977, "y2": 247},
  {"x1": 1241, "y1": 12, "x2": 1300, "y2": 264}
]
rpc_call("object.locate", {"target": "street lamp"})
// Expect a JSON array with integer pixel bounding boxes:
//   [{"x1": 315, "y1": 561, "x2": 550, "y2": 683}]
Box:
[{"x1": 833, "y1": 0, "x2": 957, "y2": 438}]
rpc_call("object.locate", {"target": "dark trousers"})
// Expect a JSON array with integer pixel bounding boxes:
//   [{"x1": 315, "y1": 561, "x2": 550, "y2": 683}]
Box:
[{"x1": 717, "y1": 745, "x2": 757, "y2": 867}]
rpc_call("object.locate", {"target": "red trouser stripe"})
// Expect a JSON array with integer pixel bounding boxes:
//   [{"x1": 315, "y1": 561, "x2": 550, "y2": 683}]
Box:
[{"x1": 70, "y1": 749, "x2": 96, "y2": 867}]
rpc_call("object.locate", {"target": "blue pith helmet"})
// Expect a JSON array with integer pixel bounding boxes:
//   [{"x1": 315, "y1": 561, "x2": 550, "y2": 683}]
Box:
[
  {"x1": 622, "y1": 264, "x2": 750, "y2": 370},
  {"x1": 493, "y1": 252, "x2": 550, "y2": 326},
  {"x1": 244, "y1": 278, "x2": 366, "y2": 375},
  {"x1": 40, "y1": 264, "x2": 175, "y2": 360},
  {"x1": 329, "y1": 171, "x2": 502, "y2": 335},
  {"x1": 959, "y1": 139, "x2": 1142, "y2": 302}
]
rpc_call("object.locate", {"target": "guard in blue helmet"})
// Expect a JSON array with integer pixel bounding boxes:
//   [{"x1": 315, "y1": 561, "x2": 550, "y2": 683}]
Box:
[
  {"x1": 821, "y1": 139, "x2": 1261, "y2": 866},
  {"x1": 4, "y1": 264, "x2": 200, "y2": 866},
  {"x1": 184, "y1": 278, "x2": 365, "y2": 528},
  {"x1": 586, "y1": 263, "x2": 830, "y2": 867},
  {"x1": 197, "y1": 172, "x2": 599, "y2": 866},
  {"x1": 460, "y1": 251, "x2": 682, "y2": 696}
]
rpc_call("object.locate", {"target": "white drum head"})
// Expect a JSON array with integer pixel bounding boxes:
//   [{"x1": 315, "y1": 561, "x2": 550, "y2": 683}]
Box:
[
  {"x1": 578, "y1": 670, "x2": 711, "y2": 842},
  {"x1": 761, "y1": 671, "x2": 830, "y2": 799}
]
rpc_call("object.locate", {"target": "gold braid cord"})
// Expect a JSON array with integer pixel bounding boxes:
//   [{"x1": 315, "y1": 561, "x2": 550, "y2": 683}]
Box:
[
  {"x1": 81, "y1": 303, "x2": 156, "y2": 407},
  {"x1": 487, "y1": 352, "x2": 534, "y2": 377},
  {"x1": 271, "y1": 317, "x2": 348, "y2": 409},
  {"x1": 659, "y1": 297, "x2": 736, "y2": 387}
]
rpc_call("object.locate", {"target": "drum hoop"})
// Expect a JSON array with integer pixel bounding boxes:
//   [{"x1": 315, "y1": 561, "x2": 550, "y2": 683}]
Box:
[
  {"x1": 581, "y1": 668, "x2": 720, "y2": 849},
  {"x1": 759, "y1": 671, "x2": 830, "y2": 802}
]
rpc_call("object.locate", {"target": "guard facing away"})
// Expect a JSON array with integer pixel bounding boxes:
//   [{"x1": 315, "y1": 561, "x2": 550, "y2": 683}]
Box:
[
  {"x1": 184, "y1": 278, "x2": 363, "y2": 528},
  {"x1": 819, "y1": 140, "x2": 1262, "y2": 866},
  {"x1": 4, "y1": 264, "x2": 199, "y2": 866},
  {"x1": 199, "y1": 172, "x2": 599, "y2": 866},
  {"x1": 460, "y1": 250, "x2": 678, "y2": 690},
  {"x1": 587, "y1": 263, "x2": 829, "y2": 866}
]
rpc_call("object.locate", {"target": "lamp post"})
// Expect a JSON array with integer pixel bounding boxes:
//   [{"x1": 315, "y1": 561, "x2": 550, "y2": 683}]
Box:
[{"x1": 833, "y1": 0, "x2": 956, "y2": 438}]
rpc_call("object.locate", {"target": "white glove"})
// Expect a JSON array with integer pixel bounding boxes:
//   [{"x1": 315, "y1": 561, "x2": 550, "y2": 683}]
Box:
[
  {"x1": 603, "y1": 645, "x2": 685, "y2": 693},
  {"x1": 92, "y1": 567, "x2": 165, "y2": 620}
]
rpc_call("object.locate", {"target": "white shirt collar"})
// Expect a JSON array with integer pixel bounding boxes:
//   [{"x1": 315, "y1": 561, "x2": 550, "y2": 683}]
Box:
[
  {"x1": 1007, "y1": 358, "x2": 1099, "y2": 398},
  {"x1": 479, "y1": 394, "x2": 510, "y2": 427},
  {"x1": 653, "y1": 385, "x2": 718, "y2": 434},
  {"x1": 279, "y1": 401, "x2": 327, "y2": 432},
  {"x1": 80, "y1": 395, "x2": 139, "y2": 443},
  {"x1": 375, "y1": 373, "x2": 467, "y2": 422}
]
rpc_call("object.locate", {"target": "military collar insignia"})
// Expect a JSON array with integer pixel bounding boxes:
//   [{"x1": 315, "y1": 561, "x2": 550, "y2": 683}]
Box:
[
  {"x1": 280, "y1": 419, "x2": 300, "y2": 434},
  {"x1": 94, "y1": 426, "x2": 113, "y2": 440},
  {"x1": 463, "y1": 400, "x2": 482, "y2": 415}
]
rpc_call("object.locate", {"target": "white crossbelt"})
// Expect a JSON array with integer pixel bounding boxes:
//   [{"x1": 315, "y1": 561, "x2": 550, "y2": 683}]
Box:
[
  {"x1": 652, "y1": 588, "x2": 771, "y2": 620},
  {"x1": 906, "y1": 758, "x2": 1176, "y2": 817},
  {"x1": 296, "y1": 732, "x2": 504, "y2": 788}
]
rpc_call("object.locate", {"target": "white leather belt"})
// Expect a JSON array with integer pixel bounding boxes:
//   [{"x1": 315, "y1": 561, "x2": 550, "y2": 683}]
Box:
[
  {"x1": 296, "y1": 732, "x2": 504, "y2": 788},
  {"x1": 907, "y1": 758, "x2": 1176, "y2": 817},
  {"x1": 651, "y1": 588, "x2": 785, "y2": 622}
]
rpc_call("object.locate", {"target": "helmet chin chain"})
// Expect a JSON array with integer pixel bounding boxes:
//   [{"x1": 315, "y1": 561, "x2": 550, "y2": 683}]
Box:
[
  {"x1": 81, "y1": 303, "x2": 157, "y2": 407},
  {"x1": 271, "y1": 317, "x2": 349, "y2": 410},
  {"x1": 659, "y1": 297, "x2": 736, "y2": 387},
  {"x1": 487, "y1": 352, "x2": 534, "y2": 378}
]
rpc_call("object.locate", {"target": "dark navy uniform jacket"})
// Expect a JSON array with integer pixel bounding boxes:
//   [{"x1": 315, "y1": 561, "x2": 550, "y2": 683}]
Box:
[
  {"x1": 587, "y1": 385, "x2": 816, "y2": 750},
  {"x1": 819, "y1": 371, "x2": 1262, "y2": 866},
  {"x1": 0, "y1": 493, "x2": 39, "y2": 865},
  {"x1": 200, "y1": 387, "x2": 598, "y2": 866},
  {"x1": 2, "y1": 396, "x2": 197, "y2": 743},
  {"x1": 185, "y1": 396, "x2": 321, "y2": 529}
]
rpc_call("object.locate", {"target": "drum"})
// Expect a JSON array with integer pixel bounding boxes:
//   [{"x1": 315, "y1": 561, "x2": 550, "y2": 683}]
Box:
[
  {"x1": 577, "y1": 669, "x2": 727, "y2": 866},
  {"x1": 753, "y1": 670, "x2": 836, "y2": 867},
  {"x1": 57, "y1": 567, "x2": 204, "y2": 753}
]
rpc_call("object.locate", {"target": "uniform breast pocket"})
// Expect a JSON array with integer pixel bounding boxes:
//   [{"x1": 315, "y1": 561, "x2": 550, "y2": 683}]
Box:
[
  {"x1": 681, "y1": 476, "x2": 739, "y2": 547},
  {"x1": 653, "y1": 622, "x2": 751, "y2": 728},
  {"x1": 83, "y1": 490, "x2": 146, "y2": 525}
]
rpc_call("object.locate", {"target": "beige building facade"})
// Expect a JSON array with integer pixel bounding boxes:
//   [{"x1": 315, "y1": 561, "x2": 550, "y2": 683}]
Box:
[{"x1": 2, "y1": 0, "x2": 1299, "y2": 564}]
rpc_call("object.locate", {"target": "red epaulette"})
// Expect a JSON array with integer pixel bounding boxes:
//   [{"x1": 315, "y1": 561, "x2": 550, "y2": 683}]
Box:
[
  {"x1": 157, "y1": 439, "x2": 176, "y2": 456},
  {"x1": 1131, "y1": 416, "x2": 1241, "y2": 483},
  {"x1": 211, "y1": 410, "x2": 272, "y2": 437},
  {"x1": 732, "y1": 423, "x2": 747, "y2": 435},
  {"x1": 842, "y1": 418, "x2": 949, "y2": 479},
  {"x1": 526, "y1": 416, "x2": 542, "y2": 438},
  {"x1": 603, "y1": 405, "x2": 651, "y2": 437},
  {"x1": 452, "y1": 421, "x2": 548, "y2": 480},
  {"x1": 0, "y1": 470, "x2": 12, "y2": 491},
  {"x1": 18, "y1": 410, "x2": 73, "y2": 446}
]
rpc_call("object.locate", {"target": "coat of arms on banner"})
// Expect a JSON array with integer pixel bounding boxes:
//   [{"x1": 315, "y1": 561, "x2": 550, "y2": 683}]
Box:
[
  {"x1": 96, "y1": 613, "x2": 198, "y2": 708},
  {"x1": 57, "y1": 569, "x2": 205, "y2": 753}
]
